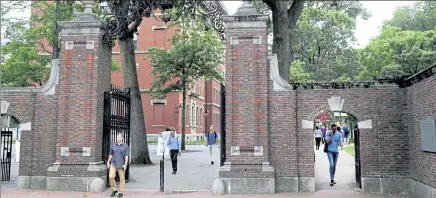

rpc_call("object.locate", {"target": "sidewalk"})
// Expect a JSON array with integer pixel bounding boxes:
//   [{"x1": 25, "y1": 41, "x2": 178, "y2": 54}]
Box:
[
  {"x1": 315, "y1": 143, "x2": 356, "y2": 191},
  {"x1": 0, "y1": 188, "x2": 401, "y2": 198}
]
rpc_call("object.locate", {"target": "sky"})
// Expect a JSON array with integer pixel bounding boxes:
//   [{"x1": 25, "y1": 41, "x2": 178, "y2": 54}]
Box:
[
  {"x1": 222, "y1": 1, "x2": 417, "y2": 48},
  {"x1": 1, "y1": 1, "x2": 417, "y2": 48}
]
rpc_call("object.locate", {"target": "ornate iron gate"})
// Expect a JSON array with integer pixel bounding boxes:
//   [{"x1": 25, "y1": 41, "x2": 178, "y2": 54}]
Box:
[
  {"x1": 1, "y1": 130, "x2": 13, "y2": 181},
  {"x1": 220, "y1": 83, "x2": 226, "y2": 167},
  {"x1": 102, "y1": 85, "x2": 131, "y2": 187},
  {"x1": 354, "y1": 126, "x2": 362, "y2": 188}
]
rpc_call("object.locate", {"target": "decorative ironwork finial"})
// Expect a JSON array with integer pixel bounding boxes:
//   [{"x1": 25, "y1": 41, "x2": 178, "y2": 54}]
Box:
[{"x1": 101, "y1": 0, "x2": 227, "y2": 47}]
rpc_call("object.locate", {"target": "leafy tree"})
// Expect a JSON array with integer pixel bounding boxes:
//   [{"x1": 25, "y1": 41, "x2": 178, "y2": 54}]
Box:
[
  {"x1": 1, "y1": 1, "x2": 120, "y2": 87},
  {"x1": 383, "y1": 1, "x2": 436, "y2": 32},
  {"x1": 357, "y1": 26, "x2": 436, "y2": 80},
  {"x1": 0, "y1": 40, "x2": 50, "y2": 87},
  {"x1": 149, "y1": 16, "x2": 224, "y2": 150},
  {"x1": 253, "y1": 1, "x2": 368, "y2": 82},
  {"x1": 289, "y1": 60, "x2": 313, "y2": 82}
]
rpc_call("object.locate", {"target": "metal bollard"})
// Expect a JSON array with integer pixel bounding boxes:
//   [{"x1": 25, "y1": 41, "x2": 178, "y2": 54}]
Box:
[{"x1": 160, "y1": 151, "x2": 165, "y2": 192}]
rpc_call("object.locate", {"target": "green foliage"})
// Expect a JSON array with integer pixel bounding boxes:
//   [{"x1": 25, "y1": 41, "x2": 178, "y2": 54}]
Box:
[
  {"x1": 357, "y1": 26, "x2": 436, "y2": 80},
  {"x1": 289, "y1": 1, "x2": 367, "y2": 82},
  {"x1": 289, "y1": 60, "x2": 313, "y2": 82},
  {"x1": 1, "y1": 1, "x2": 117, "y2": 87},
  {"x1": 111, "y1": 58, "x2": 120, "y2": 72},
  {"x1": 383, "y1": 1, "x2": 436, "y2": 32},
  {"x1": 358, "y1": 2, "x2": 436, "y2": 80},
  {"x1": 149, "y1": 15, "x2": 224, "y2": 99},
  {"x1": 29, "y1": 1, "x2": 82, "y2": 53},
  {"x1": 1, "y1": 41, "x2": 51, "y2": 87}
]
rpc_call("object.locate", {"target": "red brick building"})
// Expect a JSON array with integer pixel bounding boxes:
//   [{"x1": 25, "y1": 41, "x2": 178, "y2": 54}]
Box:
[{"x1": 111, "y1": 16, "x2": 226, "y2": 137}]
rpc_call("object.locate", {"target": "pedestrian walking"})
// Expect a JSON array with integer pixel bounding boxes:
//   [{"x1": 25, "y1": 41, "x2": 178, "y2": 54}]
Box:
[
  {"x1": 314, "y1": 126, "x2": 322, "y2": 150},
  {"x1": 206, "y1": 125, "x2": 218, "y2": 165},
  {"x1": 320, "y1": 125, "x2": 327, "y2": 144},
  {"x1": 167, "y1": 127, "x2": 181, "y2": 174},
  {"x1": 325, "y1": 124, "x2": 344, "y2": 186},
  {"x1": 107, "y1": 133, "x2": 129, "y2": 197}
]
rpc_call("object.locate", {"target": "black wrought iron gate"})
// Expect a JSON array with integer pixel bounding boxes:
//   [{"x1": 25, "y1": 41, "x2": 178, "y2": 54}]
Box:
[
  {"x1": 354, "y1": 126, "x2": 362, "y2": 188},
  {"x1": 220, "y1": 83, "x2": 226, "y2": 167},
  {"x1": 1, "y1": 130, "x2": 13, "y2": 181},
  {"x1": 102, "y1": 85, "x2": 131, "y2": 187}
]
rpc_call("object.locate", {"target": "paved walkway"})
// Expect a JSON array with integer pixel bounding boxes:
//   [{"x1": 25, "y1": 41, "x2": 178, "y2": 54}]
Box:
[
  {"x1": 126, "y1": 145, "x2": 220, "y2": 191},
  {"x1": 315, "y1": 143, "x2": 357, "y2": 191},
  {"x1": 1, "y1": 188, "x2": 403, "y2": 198},
  {"x1": 2, "y1": 144, "x2": 412, "y2": 197}
]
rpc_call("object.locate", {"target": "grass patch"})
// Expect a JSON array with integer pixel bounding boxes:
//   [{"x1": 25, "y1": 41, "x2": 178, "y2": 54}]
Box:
[
  {"x1": 344, "y1": 144, "x2": 355, "y2": 156},
  {"x1": 148, "y1": 140, "x2": 220, "y2": 145},
  {"x1": 3, "y1": 140, "x2": 16, "y2": 145}
]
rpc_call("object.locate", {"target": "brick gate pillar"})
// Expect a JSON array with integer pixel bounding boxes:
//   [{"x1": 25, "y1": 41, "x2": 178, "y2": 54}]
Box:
[
  {"x1": 218, "y1": 1, "x2": 275, "y2": 194},
  {"x1": 46, "y1": 4, "x2": 111, "y2": 192}
]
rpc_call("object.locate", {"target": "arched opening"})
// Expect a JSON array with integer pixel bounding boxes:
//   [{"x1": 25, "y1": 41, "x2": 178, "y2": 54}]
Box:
[
  {"x1": 313, "y1": 111, "x2": 361, "y2": 191},
  {"x1": 1, "y1": 114, "x2": 21, "y2": 183}
]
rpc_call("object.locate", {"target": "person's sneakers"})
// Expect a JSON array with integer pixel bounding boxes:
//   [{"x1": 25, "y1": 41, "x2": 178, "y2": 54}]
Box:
[
  {"x1": 330, "y1": 180, "x2": 335, "y2": 186},
  {"x1": 211, "y1": 161, "x2": 214, "y2": 165},
  {"x1": 110, "y1": 190, "x2": 118, "y2": 197},
  {"x1": 333, "y1": 180, "x2": 337, "y2": 184},
  {"x1": 117, "y1": 193, "x2": 123, "y2": 197},
  {"x1": 172, "y1": 171, "x2": 176, "y2": 174}
]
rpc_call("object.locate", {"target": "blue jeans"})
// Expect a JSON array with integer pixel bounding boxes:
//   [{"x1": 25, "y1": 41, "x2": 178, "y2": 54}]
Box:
[{"x1": 327, "y1": 151, "x2": 339, "y2": 180}]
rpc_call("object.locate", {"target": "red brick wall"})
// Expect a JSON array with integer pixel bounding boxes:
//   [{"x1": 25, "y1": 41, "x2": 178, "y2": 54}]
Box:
[
  {"x1": 2, "y1": 90, "x2": 58, "y2": 179},
  {"x1": 405, "y1": 74, "x2": 436, "y2": 188}
]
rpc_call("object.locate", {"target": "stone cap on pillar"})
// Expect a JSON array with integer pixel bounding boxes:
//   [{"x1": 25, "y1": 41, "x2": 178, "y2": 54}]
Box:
[
  {"x1": 60, "y1": 1, "x2": 102, "y2": 36},
  {"x1": 223, "y1": 0, "x2": 268, "y2": 29},
  {"x1": 72, "y1": 1, "x2": 99, "y2": 21}
]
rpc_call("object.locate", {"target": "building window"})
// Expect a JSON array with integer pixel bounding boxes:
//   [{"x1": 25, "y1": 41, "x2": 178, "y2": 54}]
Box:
[
  {"x1": 152, "y1": 103, "x2": 165, "y2": 126},
  {"x1": 192, "y1": 82, "x2": 196, "y2": 94},
  {"x1": 185, "y1": 104, "x2": 189, "y2": 127},
  {"x1": 199, "y1": 108, "x2": 202, "y2": 127},
  {"x1": 196, "y1": 107, "x2": 199, "y2": 127},
  {"x1": 133, "y1": 33, "x2": 138, "y2": 51}
]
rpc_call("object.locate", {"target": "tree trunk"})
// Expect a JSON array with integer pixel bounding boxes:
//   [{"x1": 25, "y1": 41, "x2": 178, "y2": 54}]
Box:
[
  {"x1": 181, "y1": 81, "x2": 187, "y2": 150},
  {"x1": 288, "y1": 0, "x2": 305, "y2": 64},
  {"x1": 119, "y1": 37, "x2": 152, "y2": 164},
  {"x1": 271, "y1": 1, "x2": 290, "y2": 81}
]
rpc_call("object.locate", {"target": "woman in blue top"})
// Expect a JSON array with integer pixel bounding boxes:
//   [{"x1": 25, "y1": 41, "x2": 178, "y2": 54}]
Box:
[
  {"x1": 325, "y1": 124, "x2": 344, "y2": 186},
  {"x1": 166, "y1": 127, "x2": 181, "y2": 174}
]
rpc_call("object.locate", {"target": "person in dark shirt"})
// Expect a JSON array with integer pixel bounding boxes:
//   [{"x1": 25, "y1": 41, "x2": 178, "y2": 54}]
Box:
[
  {"x1": 107, "y1": 133, "x2": 129, "y2": 197},
  {"x1": 206, "y1": 125, "x2": 218, "y2": 165}
]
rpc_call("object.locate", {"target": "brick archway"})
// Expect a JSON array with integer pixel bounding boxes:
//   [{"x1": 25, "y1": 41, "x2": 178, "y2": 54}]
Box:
[
  {"x1": 307, "y1": 105, "x2": 363, "y2": 122},
  {"x1": 1, "y1": 111, "x2": 25, "y2": 124}
]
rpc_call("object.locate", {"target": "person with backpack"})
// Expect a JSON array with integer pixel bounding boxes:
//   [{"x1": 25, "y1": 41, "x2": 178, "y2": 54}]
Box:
[
  {"x1": 166, "y1": 127, "x2": 181, "y2": 174},
  {"x1": 206, "y1": 125, "x2": 218, "y2": 165}
]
